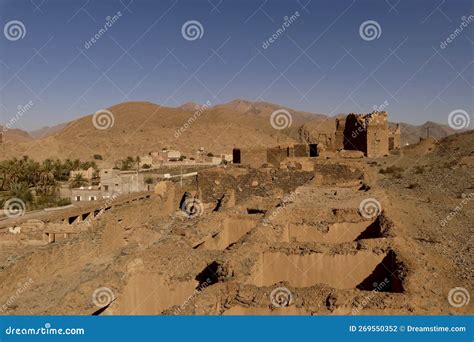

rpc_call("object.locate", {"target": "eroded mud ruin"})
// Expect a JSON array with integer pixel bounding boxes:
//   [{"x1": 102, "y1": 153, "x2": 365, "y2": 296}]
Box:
[
  {"x1": 0, "y1": 111, "x2": 470, "y2": 317},
  {"x1": 336, "y1": 112, "x2": 393, "y2": 158}
]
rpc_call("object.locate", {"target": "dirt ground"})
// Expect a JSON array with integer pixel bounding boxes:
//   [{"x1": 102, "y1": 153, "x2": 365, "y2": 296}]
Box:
[{"x1": 0, "y1": 132, "x2": 472, "y2": 316}]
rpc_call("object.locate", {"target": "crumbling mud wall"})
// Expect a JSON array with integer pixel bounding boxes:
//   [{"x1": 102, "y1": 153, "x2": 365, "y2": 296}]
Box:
[
  {"x1": 366, "y1": 114, "x2": 388, "y2": 158},
  {"x1": 194, "y1": 167, "x2": 314, "y2": 205},
  {"x1": 342, "y1": 114, "x2": 367, "y2": 153},
  {"x1": 233, "y1": 148, "x2": 268, "y2": 168},
  {"x1": 388, "y1": 124, "x2": 401, "y2": 150},
  {"x1": 298, "y1": 119, "x2": 336, "y2": 150},
  {"x1": 267, "y1": 147, "x2": 288, "y2": 167},
  {"x1": 292, "y1": 144, "x2": 308, "y2": 157},
  {"x1": 313, "y1": 162, "x2": 364, "y2": 186},
  {"x1": 235, "y1": 144, "x2": 318, "y2": 168},
  {"x1": 338, "y1": 112, "x2": 389, "y2": 158},
  {"x1": 335, "y1": 118, "x2": 346, "y2": 150}
]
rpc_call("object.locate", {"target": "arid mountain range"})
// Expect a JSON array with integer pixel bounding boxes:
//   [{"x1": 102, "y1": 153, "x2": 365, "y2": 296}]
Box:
[{"x1": 0, "y1": 100, "x2": 465, "y2": 163}]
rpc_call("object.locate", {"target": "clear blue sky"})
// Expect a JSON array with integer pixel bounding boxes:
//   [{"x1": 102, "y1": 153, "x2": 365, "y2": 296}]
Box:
[{"x1": 0, "y1": 0, "x2": 473, "y2": 130}]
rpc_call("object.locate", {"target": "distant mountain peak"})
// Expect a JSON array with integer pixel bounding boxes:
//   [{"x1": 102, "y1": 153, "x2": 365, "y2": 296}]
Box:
[{"x1": 178, "y1": 102, "x2": 201, "y2": 111}]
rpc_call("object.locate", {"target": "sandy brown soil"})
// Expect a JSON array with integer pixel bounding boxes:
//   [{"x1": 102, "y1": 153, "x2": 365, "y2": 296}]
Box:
[{"x1": 0, "y1": 132, "x2": 472, "y2": 315}]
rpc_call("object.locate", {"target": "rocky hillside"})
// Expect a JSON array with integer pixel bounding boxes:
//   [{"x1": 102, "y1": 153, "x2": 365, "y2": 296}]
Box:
[
  {"x1": 0, "y1": 125, "x2": 33, "y2": 143},
  {"x1": 1, "y1": 101, "x2": 314, "y2": 162},
  {"x1": 0, "y1": 100, "x2": 468, "y2": 162},
  {"x1": 394, "y1": 121, "x2": 462, "y2": 145}
]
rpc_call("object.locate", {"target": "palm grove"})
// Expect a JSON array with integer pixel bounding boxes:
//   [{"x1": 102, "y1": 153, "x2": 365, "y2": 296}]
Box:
[{"x1": 0, "y1": 156, "x2": 97, "y2": 211}]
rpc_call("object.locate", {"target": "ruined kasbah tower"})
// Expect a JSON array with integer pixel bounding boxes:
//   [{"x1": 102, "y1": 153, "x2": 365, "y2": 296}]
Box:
[{"x1": 336, "y1": 111, "x2": 396, "y2": 158}]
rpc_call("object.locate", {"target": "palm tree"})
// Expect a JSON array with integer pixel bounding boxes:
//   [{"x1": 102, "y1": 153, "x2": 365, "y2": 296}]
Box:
[
  {"x1": 70, "y1": 174, "x2": 88, "y2": 188},
  {"x1": 42, "y1": 158, "x2": 53, "y2": 171},
  {"x1": 80, "y1": 160, "x2": 97, "y2": 170},
  {"x1": 51, "y1": 159, "x2": 65, "y2": 180},
  {"x1": 0, "y1": 160, "x2": 9, "y2": 190},
  {"x1": 36, "y1": 167, "x2": 58, "y2": 197},
  {"x1": 135, "y1": 156, "x2": 141, "y2": 171},
  {"x1": 119, "y1": 156, "x2": 135, "y2": 171},
  {"x1": 8, "y1": 182, "x2": 33, "y2": 205},
  {"x1": 72, "y1": 159, "x2": 81, "y2": 171}
]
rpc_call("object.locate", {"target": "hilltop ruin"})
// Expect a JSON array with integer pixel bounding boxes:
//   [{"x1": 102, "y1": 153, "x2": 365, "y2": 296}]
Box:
[
  {"x1": 234, "y1": 112, "x2": 401, "y2": 167},
  {"x1": 335, "y1": 112, "x2": 396, "y2": 158}
]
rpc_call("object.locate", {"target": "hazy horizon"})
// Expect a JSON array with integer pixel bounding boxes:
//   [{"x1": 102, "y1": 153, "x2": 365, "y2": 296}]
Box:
[{"x1": 1, "y1": 0, "x2": 473, "y2": 131}]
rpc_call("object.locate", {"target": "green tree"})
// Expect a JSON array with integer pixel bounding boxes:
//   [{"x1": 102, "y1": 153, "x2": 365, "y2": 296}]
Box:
[
  {"x1": 36, "y1": 169, "x2": 58, "y2": 197},
  {"x1": 119, "y1": 156, "x2": 135, "y2": 171},
  {"x1": 135, "y1": 156, "x2": 141, "y2": 171},
  {"x1": 70, "y1": 173, "x2": 88, "y2": 188},
  {"x1": 8, "y1": 182, "x2": 33, "y2": 205}
]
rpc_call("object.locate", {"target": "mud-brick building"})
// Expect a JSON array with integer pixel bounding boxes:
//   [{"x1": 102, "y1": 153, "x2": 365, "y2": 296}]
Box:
[
  {"x1": 70, "y1": 187, "x2": 103, "y2": 202},
  {"x1": 100, "y1": 169, "x2": 151, "y2": 197},
  {"x1": 336, "y1": 112, "x2": 389, "y2": 158}
]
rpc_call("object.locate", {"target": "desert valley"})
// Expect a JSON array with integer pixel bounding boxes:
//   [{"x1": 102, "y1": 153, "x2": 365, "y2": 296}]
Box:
[
  {"x1": 0, "y1": 100, "x2": 472, "y2": 316},
  {"x1": 0, "y1": 3, "x2": 472, "y2": 340}
]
